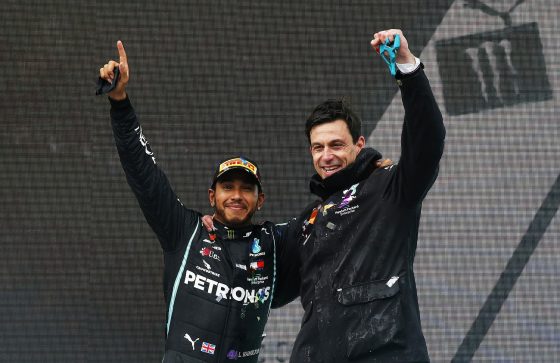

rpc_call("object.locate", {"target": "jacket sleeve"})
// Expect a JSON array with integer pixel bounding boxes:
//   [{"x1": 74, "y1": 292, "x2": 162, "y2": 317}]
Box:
[
  {"x1": 393, "y1": 66, "x2": 446, "y2": 205},
  {"x1": 271, "y1": 218, "x2": 302, "y2": 308},
  {"x1": 110, "y1": 96, "x2": 199, "y2": 252}
]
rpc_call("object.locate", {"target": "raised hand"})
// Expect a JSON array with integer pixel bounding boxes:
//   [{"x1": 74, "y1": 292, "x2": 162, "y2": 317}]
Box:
[
  {"x1": 99, "y1": 41, "x2": 130, "y2": 100},
  {"x1": 370, "y1": 29, "x2": 415, "y2": 65}
]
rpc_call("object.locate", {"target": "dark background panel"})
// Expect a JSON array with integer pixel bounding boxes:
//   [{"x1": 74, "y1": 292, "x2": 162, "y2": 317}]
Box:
[{"x1": 1, "y1": 1, "x2": 558, "y2": 362}]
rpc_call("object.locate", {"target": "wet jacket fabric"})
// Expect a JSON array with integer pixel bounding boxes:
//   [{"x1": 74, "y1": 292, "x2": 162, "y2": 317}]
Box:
[
  {"x1": 110, "y1": 97, "x2": 298, "y2": 362},
  {"x1": 290, "y1": 67, "x2": 446, "y2": 362}
]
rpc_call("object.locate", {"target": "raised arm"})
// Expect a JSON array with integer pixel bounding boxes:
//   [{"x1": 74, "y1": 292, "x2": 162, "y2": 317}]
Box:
[
  {"x1": 100, "y1": 41, "x2": 199, "y2": 252},
  {"x1": 372, "y1": 30, "x2": 446, "y2": 204}
]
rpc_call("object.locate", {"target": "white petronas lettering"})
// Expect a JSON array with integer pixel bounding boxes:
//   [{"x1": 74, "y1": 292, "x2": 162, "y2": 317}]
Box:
[{"x1": 184, "y1": 270, "x2": 270, "y2": 303}]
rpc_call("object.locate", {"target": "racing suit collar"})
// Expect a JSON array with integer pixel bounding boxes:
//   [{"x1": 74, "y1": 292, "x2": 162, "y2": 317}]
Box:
[
  {"x1": 211, "y1": 219, "x2": 256, "y2": 240},
  {"x1": 309, "y1": 147, "x2": 382, "y2": 200}
]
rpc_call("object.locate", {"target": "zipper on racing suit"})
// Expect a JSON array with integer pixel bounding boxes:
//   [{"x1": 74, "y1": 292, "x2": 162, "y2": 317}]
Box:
[{"x1": 216, "y1": 232, "x2": 234, "y2": 360}]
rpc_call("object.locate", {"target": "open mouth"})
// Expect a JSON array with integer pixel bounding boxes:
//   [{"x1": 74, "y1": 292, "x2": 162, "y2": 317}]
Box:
[
  {"x1": 226, "y1": 204, "x2": 246, "y2": 211},
  {"x1": 321, "y1": 165, "x2": 341, "y2": 176}
]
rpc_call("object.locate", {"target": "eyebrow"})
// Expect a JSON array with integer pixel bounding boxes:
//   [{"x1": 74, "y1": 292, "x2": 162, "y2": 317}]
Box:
[{"x1": 312, "y1": 139, "x2": 347, "y2": 146}]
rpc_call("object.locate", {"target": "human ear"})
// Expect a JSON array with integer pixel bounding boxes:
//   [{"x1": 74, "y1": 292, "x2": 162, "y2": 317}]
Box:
[
  {"x1": 208, "y1": 189, "x2": 216, "y2": 207},
  {"x1": 355, "y1": 136, "x2": 366, "y2": 151},
  {"x1": 257, "y1": 192, "x2": 265, "y2": 211}
]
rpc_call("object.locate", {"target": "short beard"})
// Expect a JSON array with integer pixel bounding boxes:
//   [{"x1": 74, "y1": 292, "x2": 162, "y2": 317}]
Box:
[{"x1": 213, "y1": 207, "x2": 256, "y2": 228}]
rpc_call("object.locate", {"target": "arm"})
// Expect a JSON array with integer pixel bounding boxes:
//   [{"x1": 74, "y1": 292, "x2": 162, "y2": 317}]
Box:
[
  {"x1": 101, "y1": 41, "x2": 198, "y2": 252},
  {"x1": 271, "y1": 218, "x2": 302, "y2": 308},
  {"x1": 372, "y1": 30, "x2": 446, "y2": 204},
  {"x1": 396, "y1": 65, "x2": 445, "y2": 204}
]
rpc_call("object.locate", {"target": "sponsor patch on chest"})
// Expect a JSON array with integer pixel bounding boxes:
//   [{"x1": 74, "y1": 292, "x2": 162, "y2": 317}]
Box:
[
  {"x1": 184, "y1": 270, "x2": 271, "y2": 304},
  {"x1": 328, "y1": 182, "x2": 361, "y2": 217}
]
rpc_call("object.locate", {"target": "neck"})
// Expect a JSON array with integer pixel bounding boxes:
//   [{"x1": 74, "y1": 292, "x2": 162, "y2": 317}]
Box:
[{"x1": 213, "y1": 215, "x2": 251, "y2": 228}]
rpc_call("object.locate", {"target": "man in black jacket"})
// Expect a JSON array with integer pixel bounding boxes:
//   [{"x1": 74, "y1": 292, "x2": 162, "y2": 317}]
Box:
[
  {"x1": 288, "y1": 29, "x2": 446, "y2": 362},
  {"x1": 99, "y1": 41, "x2": 298, "y2": 362}
]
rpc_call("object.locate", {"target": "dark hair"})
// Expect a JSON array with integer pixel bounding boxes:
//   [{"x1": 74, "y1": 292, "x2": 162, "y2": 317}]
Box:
[{"x1": 305, "y1": 99, "x2": 362, "y2": 144}]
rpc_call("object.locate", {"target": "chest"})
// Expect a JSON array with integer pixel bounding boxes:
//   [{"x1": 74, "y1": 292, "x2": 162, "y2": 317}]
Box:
[
  {"x1": 182, "y1": 230, "x2": 276, "y2": 307},
  {"x1": 302, "y1": 182, "x2": 370, "y2": 239},
  {"x1": 301, "y1": 178, "x2": 410, "y2": 261}
]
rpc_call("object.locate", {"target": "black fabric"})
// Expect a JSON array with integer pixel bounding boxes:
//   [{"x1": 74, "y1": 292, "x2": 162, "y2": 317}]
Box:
[
  {"x1": 110, "y1": 98, "x2": 300, "y2": 362},
  {"x1": 292, "y1": 67, "x2": 445, "y2": 363},
  {"x1": 96, "y1": 67, "x2": 120, "y2": 95},
  {"x1": 309, "y1": 148, "x2": 382, "y2": 200},
  {"x1": 337, "y1": 279, "x2": 400, "y2": 305},
  {"x1": 395, "y1": 61, "x2": 425, "y2": 80},
  {"x1": 163, "y1": 350, "x2": 207, "y2": 363}
]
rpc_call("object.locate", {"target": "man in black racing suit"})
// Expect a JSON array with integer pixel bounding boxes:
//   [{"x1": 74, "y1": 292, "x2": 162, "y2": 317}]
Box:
[{"x1": 99, "y1": 41, "x2": 300, "y2": 362}]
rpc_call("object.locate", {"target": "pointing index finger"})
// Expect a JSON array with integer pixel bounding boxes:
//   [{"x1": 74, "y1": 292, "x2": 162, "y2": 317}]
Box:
[{"x1": 116, "y1": 40, "x2": 127, "y2": 64}]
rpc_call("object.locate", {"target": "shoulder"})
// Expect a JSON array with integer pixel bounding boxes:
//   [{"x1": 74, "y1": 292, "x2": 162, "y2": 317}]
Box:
[
  {"x1": 300, "y1": 199, "x2": 321, "y2": 216},
  {"x1": 367, "y1": 163, "x2": 398, "y2": 181},
  {"x1": 372, "y1": 162, "x2": 397, "y2": 174}
]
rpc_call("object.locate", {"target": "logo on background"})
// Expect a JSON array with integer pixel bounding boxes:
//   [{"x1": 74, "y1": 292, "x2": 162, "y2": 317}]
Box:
[{"x1": 436, "y1": 12, "x2": 551, "y2": 115}]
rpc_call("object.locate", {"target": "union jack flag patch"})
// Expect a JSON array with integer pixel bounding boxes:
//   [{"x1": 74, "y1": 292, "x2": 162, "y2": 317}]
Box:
[{"x1": 201, "y1": 342, "x2": 216, "y2": 355}]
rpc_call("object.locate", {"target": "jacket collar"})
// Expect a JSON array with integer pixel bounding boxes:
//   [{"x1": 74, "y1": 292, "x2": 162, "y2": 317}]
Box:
[
  {"x1": 210, "y1": 219, "x2": 255, "y2": 240},
  {"x1": 309, "y1": 147, "x2": 382, "y2": 200}
]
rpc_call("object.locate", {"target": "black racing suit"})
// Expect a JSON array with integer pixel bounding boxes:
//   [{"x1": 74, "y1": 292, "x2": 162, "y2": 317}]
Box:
[
  {"x1": 289, "y1": 67, "x2": 446, "y2": 362},
  {"x1": 110, "y1": 97, "x2": 300, "y2": 363}
]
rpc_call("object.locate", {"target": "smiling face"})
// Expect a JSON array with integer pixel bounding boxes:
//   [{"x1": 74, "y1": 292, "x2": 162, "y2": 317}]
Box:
[
  {"x1": 208, "y1": 170, "x2": 264, "y2": 227},
  {"x1": 309, "y1": 119, "x2": 365, "y2": 179}
]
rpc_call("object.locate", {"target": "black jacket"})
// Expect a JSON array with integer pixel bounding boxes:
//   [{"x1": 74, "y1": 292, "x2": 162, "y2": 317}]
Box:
[
  {"x1": 110, "y1": 98, "x2": 299, "y2": 362},
  {"x1": 290, "y1": 68, "x2": 446, "y2": 362}
]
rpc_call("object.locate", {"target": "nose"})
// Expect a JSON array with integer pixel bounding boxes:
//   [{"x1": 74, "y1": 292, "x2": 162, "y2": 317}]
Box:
[
  {"x1": 230, "y1": 187, "x2": 243, "y2": 200},
  {"x1": 321, "y1": 147, "x2": 334, "y2": 162}
]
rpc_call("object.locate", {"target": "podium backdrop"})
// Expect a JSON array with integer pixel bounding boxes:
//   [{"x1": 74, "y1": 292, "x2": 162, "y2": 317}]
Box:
[{"x1": 1, "y1": 1, "x2": 558, "y2": 361}]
